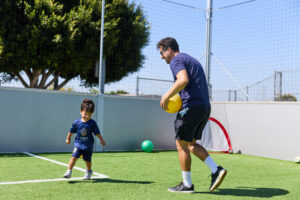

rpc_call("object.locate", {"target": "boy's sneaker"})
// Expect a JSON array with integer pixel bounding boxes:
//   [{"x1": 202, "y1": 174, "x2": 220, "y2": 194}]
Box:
[
  {"x1": 83, "y1": 170, "x2": 93, "y2": 180},
  {"x1": 168, "y1": 182, "x2": 194, "y2": 193},
  {"x1": 209, "y1": 166, "x2": 227, "y2": 191},
  {"x1": 63, "y1": 170, "x2": 72, "y2": 178}
]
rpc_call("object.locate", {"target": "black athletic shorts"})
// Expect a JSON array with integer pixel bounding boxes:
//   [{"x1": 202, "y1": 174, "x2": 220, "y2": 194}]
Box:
[{"x1": 174, "y1": 105, "x2": 211, "y2": 142}]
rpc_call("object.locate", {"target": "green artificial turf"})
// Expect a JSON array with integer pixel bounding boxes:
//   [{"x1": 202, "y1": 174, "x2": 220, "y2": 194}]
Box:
[{"x1": 0, "y1": 151, "x2": 299, "y2": 200}]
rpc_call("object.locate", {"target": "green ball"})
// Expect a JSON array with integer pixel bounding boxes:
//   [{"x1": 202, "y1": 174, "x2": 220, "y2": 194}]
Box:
[{"x1": 141, "y1": 140, "x2": 153, "y2": 152}]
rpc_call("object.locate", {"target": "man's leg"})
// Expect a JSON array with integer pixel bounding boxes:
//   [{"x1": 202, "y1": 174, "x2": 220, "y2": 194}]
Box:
[
  {"x1": 176, "y1": 139, "x2": 191, "y2": 171},
  {"x1": 188, "y1": 139, "x2": 227, "y2": 191},
  {"x1": 188, "y1": 139, "x2": 209, "y2": 161},
  {"x1": 168, "y1": 139, "x2": 194, "y2": 193},
  {"x1": 188, "y1": 139, "x2": 217, "y2": 173}
]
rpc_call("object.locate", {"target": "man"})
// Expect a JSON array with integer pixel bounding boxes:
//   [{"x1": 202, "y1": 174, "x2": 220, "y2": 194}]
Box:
[{"x1": 157, "y1": 37, "x2": 227, "y2": 193}]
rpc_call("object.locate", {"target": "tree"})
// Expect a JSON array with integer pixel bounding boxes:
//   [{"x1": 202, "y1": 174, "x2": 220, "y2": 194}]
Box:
[
  {"x1": 105, "y1": 90, "x2": 129, "y2": 95},
  {"x1": 0, "y1": 0, "x2": 149, "y2": 90},
  {"x1": 275, "y1": 94, "x2": 297, "y2": 101},
  {"x1": 275, "y1": 93, "x2": 297, "y2": 102}
]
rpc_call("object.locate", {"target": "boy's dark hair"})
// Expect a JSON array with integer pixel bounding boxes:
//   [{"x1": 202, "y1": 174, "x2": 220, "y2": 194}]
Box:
[
  {"x1": 156, "y1": 37, "x2": 179, "y2": 52},
  {"x1": 81, "y1": 98, "x2": 95, "y2": 113}
]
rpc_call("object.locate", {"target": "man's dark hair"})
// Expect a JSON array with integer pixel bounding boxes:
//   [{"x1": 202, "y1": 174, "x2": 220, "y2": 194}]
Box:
[
  {"x1": 157, "y1": 37, "x2": 179, "y2": 52},
  {"x1": 81, "y1": 98, "x2": 95, "y2": 113}
]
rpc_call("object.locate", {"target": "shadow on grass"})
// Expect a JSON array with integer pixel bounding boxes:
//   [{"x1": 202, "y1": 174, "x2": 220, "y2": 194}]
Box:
[
  {"x1": 0, "y1": 150, "x2": 168, "y2": 158},
  {"x1": 197, "y1": 187, "x2": 289, "y2": 198},
  {"x1": 0, "y1": 152, "x2": 71, "y2": 158},
  {"x1": 0, "y1": 153, "x2": 29, "y2": 158},
  {"x1": 68, "y1": 178, "x2": 154, "y2": 185}
]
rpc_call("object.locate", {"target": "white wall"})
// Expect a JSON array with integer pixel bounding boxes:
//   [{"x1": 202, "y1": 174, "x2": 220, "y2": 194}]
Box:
[
  {"x1": 0, "y1": 87, "x2": 98, "y2": 153},
  {"x1": 0, "y1": 88, "x2": 176, "y2": 153},
  {"x1": 210, "y1": 102, "x2": 300, "y2": 161},
  {"x1": 1, "y1": 88, "x2": 299, "y2": 161},
  {"x1": 96, "y1": 95, "x2": 176, "y2": 151}
]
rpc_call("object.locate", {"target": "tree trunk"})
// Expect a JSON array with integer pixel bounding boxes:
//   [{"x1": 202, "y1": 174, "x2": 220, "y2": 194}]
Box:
[{"x1": 14, "y1": 69, "x2": 71, "y2": 90}]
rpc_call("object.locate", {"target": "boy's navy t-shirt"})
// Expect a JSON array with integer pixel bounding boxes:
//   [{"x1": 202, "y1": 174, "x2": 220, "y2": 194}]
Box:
[
  {"x1": 70, "y1": 118, "x2": 100, "y2": 151},
  {"x1": 170, "y1": 53, "x2": 210, "y2": 108}
]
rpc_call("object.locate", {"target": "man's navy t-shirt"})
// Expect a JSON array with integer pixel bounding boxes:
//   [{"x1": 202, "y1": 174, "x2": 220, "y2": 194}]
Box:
[
  {"x1": 70, "y1": 118, "x2": 100, "y2": 151},
  {"x1": 170, "y1": 53, "x2": 210, "y2": 108}
]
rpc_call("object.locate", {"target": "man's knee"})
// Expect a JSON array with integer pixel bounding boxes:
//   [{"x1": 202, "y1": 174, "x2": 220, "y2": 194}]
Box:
[
  {"x1": 176, "y1": 140, "x2": 189, "y2": 151},
  {"x1": 188, "y1": 143, "x2": 195, "y2": 153},
  {"x1": 187, "y1": 139, "x2": 198, "y2": 153}
]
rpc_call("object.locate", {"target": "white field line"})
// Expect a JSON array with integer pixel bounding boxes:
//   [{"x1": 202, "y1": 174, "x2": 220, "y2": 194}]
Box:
[
  {"x1": 0, "y1": 152, "x2": 109, "y2": 185},
  {"x1": 24, "y1": 152, "x2": 108, "y2": 177},
  {"x1": 0, "y1": 177, "x2": 103, "y2": 185}
]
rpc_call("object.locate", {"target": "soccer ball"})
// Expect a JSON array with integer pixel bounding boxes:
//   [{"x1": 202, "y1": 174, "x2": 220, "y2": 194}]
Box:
[{"x1": 294, "y1": 156, "x2": 300, "y2": 164}]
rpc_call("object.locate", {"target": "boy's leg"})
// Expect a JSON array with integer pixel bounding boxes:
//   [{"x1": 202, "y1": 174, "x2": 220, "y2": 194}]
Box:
[
  {"x1": 64, "y1": 147, "x2": 82, "y2": 178},
  {"x1": 68, "y1": 157, "x2": 78, "y2": 170},
  {"x1": 83, "y1": 161, "x2": 93, "y2": 180},
  {"x1": 85, "y1": 161, "x2": 92, "y2": 171},
  {"x1": 63, "y1": 157, "x2": 78, "y2": 178},
  {"x1": 83, "y1": 151, "x2": 93, "y2": 180}
]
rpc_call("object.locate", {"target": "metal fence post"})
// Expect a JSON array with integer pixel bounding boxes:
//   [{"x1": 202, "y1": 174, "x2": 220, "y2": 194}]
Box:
[{"x1": 98, "y1": 0, "x2": 105, "y2": 94}]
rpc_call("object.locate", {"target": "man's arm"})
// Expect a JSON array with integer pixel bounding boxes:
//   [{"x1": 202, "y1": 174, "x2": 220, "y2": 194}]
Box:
[{"x1": 160, "y1": 69, "x2": 189, "y2": 110}]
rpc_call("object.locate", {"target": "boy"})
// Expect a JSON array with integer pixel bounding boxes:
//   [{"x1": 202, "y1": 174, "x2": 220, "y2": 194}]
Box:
[{"x1": 63, "y1": 98, "x2": 106, "y2": 180}]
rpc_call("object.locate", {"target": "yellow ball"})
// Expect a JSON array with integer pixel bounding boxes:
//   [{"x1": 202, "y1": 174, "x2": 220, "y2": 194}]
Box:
[{"x1": 166, "y1": 94, "x2": 182, "y2": 113}]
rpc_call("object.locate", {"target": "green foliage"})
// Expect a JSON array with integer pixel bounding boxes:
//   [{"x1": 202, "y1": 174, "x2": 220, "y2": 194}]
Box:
[
  {"x1": 90, "y1": 88, "x2": 99, "y2": 94},
  {"x1": 47, "y1": 84, "x2": 75, "y2": 92},
  {"x1": 275, "y1": 93, "x2": 297, "y2": 102},
  {"x1": 105, "y1": 90, "x2": 129, "y2": 95},
  {"x1": 0, "y1": 0, "x2": 150, "y2": 89}
]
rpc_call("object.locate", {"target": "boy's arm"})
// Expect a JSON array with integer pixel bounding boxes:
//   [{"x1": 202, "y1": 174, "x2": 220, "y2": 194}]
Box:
[
  {"x1": 96, "y1": 134, "x2": 106, "y2": 146},
  {"x1": 65, "y1": 132, "x2": 73, "y2": 144}
]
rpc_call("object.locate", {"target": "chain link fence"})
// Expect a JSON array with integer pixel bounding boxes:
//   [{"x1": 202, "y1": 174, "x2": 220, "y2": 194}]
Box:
[{"x1": 1, "y1": 0, "x2": 299, "y2": 101}]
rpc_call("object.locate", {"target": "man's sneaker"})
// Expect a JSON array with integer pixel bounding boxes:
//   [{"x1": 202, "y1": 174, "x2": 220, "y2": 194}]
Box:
[
  {"x1": 63, "y1": 170, "x2": 72, "y2": 178},
  {"x1": 83, "y1": 170, "x2": 93, "y2": 180},
  {"x1": 209, "y1": 166, "x2": 227, "y2": 191},
  {"x1": 168, "y1": 182, "x2": 194, "y2": 193}
]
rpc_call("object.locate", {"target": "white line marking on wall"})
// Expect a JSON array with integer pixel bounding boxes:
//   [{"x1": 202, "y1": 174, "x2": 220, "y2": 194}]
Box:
[
  {"x1": 0, "y1": 177, "x2": 103, "y2": 185},
  {"x1": 23, "y1": 152, "x2": 109, "y2": 178}
]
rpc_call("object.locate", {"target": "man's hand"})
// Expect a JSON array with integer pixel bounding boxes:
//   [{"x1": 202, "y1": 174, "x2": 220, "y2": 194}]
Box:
[{"x1": 160, "y1": 95, "x2": 170, "y2": 111}]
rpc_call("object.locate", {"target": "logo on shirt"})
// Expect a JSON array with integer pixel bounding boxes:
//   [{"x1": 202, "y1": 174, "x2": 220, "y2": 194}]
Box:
[{"x1": 81, "y1": 128, "x2": 87, "y2": 136}]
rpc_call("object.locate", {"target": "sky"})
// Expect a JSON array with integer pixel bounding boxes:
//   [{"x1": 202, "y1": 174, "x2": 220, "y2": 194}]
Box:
[
  {"x1": 104, "y1": 0, "x2": 300, "y2": 100},
  {"x1": 1, "y1": 0, "x2": 300, "y2": 100}
]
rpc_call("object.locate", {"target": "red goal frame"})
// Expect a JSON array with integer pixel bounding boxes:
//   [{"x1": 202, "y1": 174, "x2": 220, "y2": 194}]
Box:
[{"x1": 208, "y1": 117, "x2": 233, "y2": 153}]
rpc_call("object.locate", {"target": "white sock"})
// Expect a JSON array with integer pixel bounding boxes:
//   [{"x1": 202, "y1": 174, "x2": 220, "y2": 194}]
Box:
[
  {"x1": 182, "y1": 171, "x2": 192, "y2": 187},
  {"x1": 204, "y1": 156, "x2": 218, "y2": 174}
]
